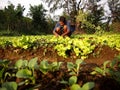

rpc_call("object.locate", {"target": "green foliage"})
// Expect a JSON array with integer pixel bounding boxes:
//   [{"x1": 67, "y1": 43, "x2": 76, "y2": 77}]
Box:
[
  {"x1": 0, "y1": 34, "x2": 120, "y2": 58},
  {"x1": 15, "y1": 59, "x2": 26, "y2": 69},
  {"x1": 1, "y1": 55, "x2": 120, "y2": 89},
  {"x1": 39, "y1": 60, "x2": 50, "y2": 74},
  {"x1": 70, "y1": 82, "x2": 95, "y2": 90},
  {"x1": 0, "y1": 2, "x2": 54, "y2": 35},
  {"x1": 76, "y1": 8, "x2": 104, "y2": 34},
  {"x1": 61, "y1": 79, "x2": 95, "y2": 90},
  {"x1": 69, "y1": 76, "x2": 78, "y2": 86},
  {"x1": 50, "y1": 36, "x2": 96, "y2": 59},
  {"x1": 29, "y1": 4, "x2": 48, "y2": 33},
  {"x1": 39, "y1": 60, "x2": 62, "y2": 74},
  {"x1": 50, "y1": 61, "x2": 63, "y2": 71},
  {"x1": 12, "y1": 35, "x2": 35, "y2": 49},
  {"x1": 91, "y1": 55, "x2": 120, "y2": 83},
  {"x1": 60, "y1": 76, "x2": 78, "y2": 86},
  {"x1": 0, "y1": 60, "x2": 10, "y2": 84},
  {"x1": 15, "y1": 58, "x2": 38, "y2": 84},
  {"x1": 91, "y1": 61, "x2": 110, "y2": 76},
  {"x1": 109, "y1": 55, "x2": 120, "y2": 83},
  {"x1": 0, "y1": 82, "x2": 17, "y2": 90},
  {"x1": 67, "y1": 59, "x2": 84, "y2": 76},
  {"x1": 16, "y1": 69, "x2": 32, "y2": 78},
  {"x1": 17, "y1": 58, "x2": 38, "y2": 69},
  {"x1": 70, "y1": 84, "x2": 80, "y2": 90}
]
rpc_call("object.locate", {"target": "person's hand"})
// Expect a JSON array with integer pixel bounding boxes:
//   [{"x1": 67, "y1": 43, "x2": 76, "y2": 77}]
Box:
[
  {"x1": 61, "y1": 34, "x2": 64, "y2": 37},
  {"x1": 55, "y1": 34, "x2": 60, "y2": 37}
]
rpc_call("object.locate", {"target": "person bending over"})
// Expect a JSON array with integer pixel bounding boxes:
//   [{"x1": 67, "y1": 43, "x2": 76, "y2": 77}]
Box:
[{"x1": 53, "y1": 16, "x2": 72, "y2": 37}]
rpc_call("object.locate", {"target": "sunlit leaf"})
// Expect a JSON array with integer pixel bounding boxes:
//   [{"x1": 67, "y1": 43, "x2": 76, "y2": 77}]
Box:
[
  {"x1": 16, "y1": 69, "x2": 32, "y2": 78},
  {"x1": 70, "y1": 84, "x2": 80, "y2": 90},
  {"x1": 28, "y1": 57, "x2": 38, "y2": 69},
  {"x1": 15, "y1": 59, "x2": 23, "y2": 69}
]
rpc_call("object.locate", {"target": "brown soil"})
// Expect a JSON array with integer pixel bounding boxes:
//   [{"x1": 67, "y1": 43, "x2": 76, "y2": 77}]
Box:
[
  {"x1": 0, "y1": 45, "x2": 120, "y2": 90},
  {"x1": 0, "y1": 45, "x2": 119, "y2": 65}
]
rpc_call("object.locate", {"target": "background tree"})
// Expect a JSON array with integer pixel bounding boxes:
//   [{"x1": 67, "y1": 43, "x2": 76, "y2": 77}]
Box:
[
  {"x1": 28, "y1": 4, "x2": 48, "y2": 34},
  {"x1": 0, "y1": 2, "x2": 54, "y2": 35},
  {"x1": 76, "y1": 0, "x2": 105, "y2": 34},
  {"x1": 0, "y1": 10, "x2": 6, "y2": 30},
  {"x1": 43, "y1": 0, "x2": 105, "y2": 33},
  {"x1": 42, "y1": 0, "x2": 89, "y2": 18},
  {"x1": 86, "y1": 0, "x2": 104, "y2": 27},
  {"x1": 107, "y1": 0, "x2": 120, "y2": 32},
  {"x1": 4, "y1": 3, "x2": 16, "y2": 31},
  {"x1": 4, "y1": 3, "x2": 25, "y2": 31},
  {"x1": 108, "y1": 0, "x2": 120, "y2": 22}
]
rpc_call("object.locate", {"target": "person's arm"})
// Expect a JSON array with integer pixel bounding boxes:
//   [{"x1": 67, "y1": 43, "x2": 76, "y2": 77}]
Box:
[
  {"x1": 53, "y1": 30, "x2": 60, "y2": 37},
  {"x1": 53, "y1": 22, "x2": 60, "y2": 37},
  {"x1": 61, "y1": 22, "x2": 70, "y2": 36},
  {"x1": 61, "y1": 28, "x2": 70, "y2": 36}
]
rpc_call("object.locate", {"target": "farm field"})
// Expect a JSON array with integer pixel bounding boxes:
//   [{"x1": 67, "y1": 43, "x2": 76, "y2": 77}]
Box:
[{"x1": 0, "y1": 34, "x2": 120, "y2": 90}]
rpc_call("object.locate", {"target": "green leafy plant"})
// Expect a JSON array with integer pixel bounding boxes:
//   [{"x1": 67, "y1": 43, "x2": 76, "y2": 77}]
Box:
[
  {"x1": 91, "y1": 55, "x2": 120, "y2": 84},
  {"x1": 60, "y1": 76, "x2": 95, "y2": 90},
  {"x1": 70, "y1": 82, "x2": 95, "y2": 90},
  {"x1": 67, "y1": 59, "x2": 84, "y2": 76},
  {"x1": 12, "y1": 35, "x2": 35, "y2": 49},
  {"x1": 91, "y1": 61, "x2": 110, "y2": 76},
  {"x1": 15, "y1": 58, "x2": 38, "y2": 84},
  {"x1": 108, "y1": 55, "x2": 120, "y2": 83},
  {"x1": 0, "y1": 60, "x2": 11, "y2": 84},
  {"x1": 0, "y1": 82, "x2": 17, "y2": 90},
  {"x1": 39, "y1": 60, "x2": 62, "y2": 74},
  {"x1": 60, "y1": 76, "x2": 77, "y2": 86}
]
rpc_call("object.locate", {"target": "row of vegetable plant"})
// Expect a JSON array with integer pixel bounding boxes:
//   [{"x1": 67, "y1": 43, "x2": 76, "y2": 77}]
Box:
[
  {"x1": 0, "y1": 55, "x2": 120, "y2": 90},
  {"x1": 0, "y1": 58, "x2": 95, "y2": 90},
  {"x1": 0, "y1": 34, "x2": 120, "y2": 59}
]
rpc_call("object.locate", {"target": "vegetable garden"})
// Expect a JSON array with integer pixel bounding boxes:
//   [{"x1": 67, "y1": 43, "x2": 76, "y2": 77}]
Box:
[{"x1": 0, "y1": 34, "x2": 120, "y2": 90}]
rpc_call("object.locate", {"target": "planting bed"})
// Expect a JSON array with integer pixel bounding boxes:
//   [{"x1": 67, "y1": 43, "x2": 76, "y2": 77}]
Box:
[
  {"x1": 0, "y1": 35, "x2": 120, "y2": 90},
  {"x1": 0, "y1": 45, "x2": 120, "y2": 90}
]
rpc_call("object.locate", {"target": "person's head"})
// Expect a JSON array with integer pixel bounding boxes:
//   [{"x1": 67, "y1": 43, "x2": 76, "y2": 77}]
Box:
[{"x1": 59, "y1": 16, "x2": 66, "y2": 26}]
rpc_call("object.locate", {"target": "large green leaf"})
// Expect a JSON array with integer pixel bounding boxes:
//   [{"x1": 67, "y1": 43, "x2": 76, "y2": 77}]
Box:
[
  {"x1": 67, "y1": 62, "x2": 74, "y2": 71},
  {"x1": 2, "y1": 82, "x2": 17, "y2": 90},
  {"x1": 28, "y1": 57, "x2": 38, "y2": 69},
  {"x1": 39, "y1": 60, "x2": 49, "y2": 74},
  {"x1": 16, "y1": 69, "x2": 32, "y2": 78},
  {"x1": 15, "y1": 59, "x2": 23, "y2": 69},
  {"x1": 75, "y1": 59, "x2": 84, "y2": 73},
  {"x1": 69, "y1": 76, "x2": 77, "y2": 86},
  {"x1": 70, "y1": 84, "x2": 80, "y2": 90},
  {"x1": 23, "y1": 60, "x2": 28, "y2": 67},
  {"x1": 81, "y1": 82, "x2": 95, "y2": 90}
]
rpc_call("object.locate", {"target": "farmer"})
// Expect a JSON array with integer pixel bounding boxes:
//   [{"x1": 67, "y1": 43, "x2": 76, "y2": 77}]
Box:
[{"x1": 53, "y1": 16, "x2": 75, "y2": 37}]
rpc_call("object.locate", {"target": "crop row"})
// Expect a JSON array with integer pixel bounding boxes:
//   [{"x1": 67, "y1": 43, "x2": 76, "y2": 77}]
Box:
[
  {"x1": 0, "y1": 34, "x2": 120, "y2": 59},
  {"x1": 0, "y1": 55, "x2": 120, "y2": 90}
]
